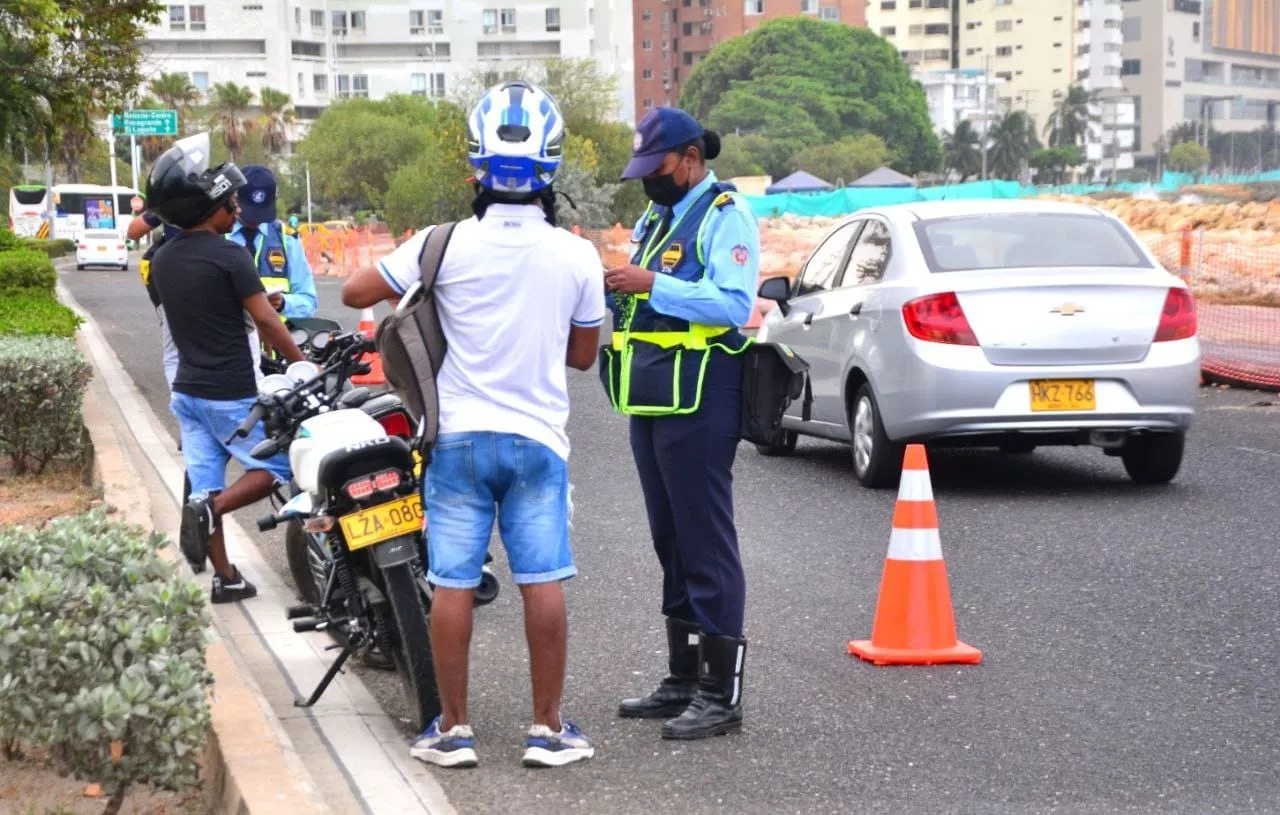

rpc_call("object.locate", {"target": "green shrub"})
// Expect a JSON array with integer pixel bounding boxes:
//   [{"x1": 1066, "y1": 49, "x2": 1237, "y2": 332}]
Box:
[
  {"x1": 21, "y1": 239, "x2": 70, "y2": 259},
  {"x1": 0, "y1": 229, "x2": 20, "y2": 251},
  {"x1": 0, "y1": 336, "x2": 91, "y2": 474},
  {"x1": 0, "y1": 249, "x2": 56, "y2": 290},
  {"x1": 0, "y1": 511, "x2": 212, "y2": 801},
  {"x1": 0, "y1": 289, "x2": 82, "y2": 338}
]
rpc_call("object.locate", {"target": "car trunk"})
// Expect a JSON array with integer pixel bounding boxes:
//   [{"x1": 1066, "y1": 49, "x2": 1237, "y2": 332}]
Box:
[{"x1": 951, "y1": 269, "x2": 1172, "y2": 366}]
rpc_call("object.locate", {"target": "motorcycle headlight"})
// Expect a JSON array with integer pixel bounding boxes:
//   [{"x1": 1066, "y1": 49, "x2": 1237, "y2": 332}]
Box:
[{"x1": 286, "y1": 361, "x2": 321, "y2": 384}]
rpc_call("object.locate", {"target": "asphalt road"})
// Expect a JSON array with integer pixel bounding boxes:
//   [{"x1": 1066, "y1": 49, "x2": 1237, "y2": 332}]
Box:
[{"x1": 63, "y1": 262, "x2": 1280, "y2": 814}]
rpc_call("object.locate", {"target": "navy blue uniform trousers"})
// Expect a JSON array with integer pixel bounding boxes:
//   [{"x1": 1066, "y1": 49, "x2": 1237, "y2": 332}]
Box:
[{"x1": 628, "y1": 349, "x2": 746, "y2": 637}]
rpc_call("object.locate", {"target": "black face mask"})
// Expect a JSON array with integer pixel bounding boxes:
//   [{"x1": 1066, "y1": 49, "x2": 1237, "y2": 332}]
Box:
[{"x1": 643, "y1": 172, "x2": 689, "y2": 208}]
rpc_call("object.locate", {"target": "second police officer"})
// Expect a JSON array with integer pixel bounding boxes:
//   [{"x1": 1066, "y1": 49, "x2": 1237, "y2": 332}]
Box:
[
  {"x1": 603, "y1": 106, "x2": 761, "y2": 741},
  {"x1": 227, "y1": 164, "x2": 318, "y2": 329}
]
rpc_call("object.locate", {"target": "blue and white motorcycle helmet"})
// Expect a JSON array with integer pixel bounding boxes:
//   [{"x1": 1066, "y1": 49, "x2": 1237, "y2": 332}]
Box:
[{"x1": 467, "y1": 80, "x2": 565, "y2": 199}]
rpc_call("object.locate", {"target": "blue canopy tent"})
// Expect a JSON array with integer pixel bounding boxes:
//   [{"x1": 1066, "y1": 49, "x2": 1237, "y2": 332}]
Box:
[{"x1": 765, "y1": 170, "x2": 834, "y2": 195}]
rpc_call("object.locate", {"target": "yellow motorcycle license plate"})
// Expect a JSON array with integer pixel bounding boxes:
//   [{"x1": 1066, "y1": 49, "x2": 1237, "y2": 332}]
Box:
[{"x1": 339, "y1": 495, "x2": 423, "y2": 552}]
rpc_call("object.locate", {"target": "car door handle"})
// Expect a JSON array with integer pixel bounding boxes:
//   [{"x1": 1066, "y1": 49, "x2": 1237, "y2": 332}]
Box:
[
  {"x1": 849, "y1": 303, "x2": 862, "y2": 317},
  {"x1": 802, "y1": 312, "x2": 814, "y2": 327}
]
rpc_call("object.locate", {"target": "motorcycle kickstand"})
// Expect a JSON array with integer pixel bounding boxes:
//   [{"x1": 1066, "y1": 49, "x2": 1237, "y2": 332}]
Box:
[{"x1": 294, "y1": 640, "x2": 359, "y2": 709}]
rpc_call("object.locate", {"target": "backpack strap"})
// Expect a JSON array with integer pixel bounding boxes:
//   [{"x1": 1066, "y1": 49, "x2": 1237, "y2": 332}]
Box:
[{"x1": 417, "y1": 222, "x2": 458, "y2": 292}]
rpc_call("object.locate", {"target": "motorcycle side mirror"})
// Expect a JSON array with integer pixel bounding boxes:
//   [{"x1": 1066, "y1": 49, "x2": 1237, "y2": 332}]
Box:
[
  {"x1": 250, "y1": 438, "x2": 281, "y2": 460},
  {"x1": 758, "y1": 276, "x2": 792, "y2": 317},
  {"x1": 340, "y1": 387, "x2": 371, "y2": 408}
]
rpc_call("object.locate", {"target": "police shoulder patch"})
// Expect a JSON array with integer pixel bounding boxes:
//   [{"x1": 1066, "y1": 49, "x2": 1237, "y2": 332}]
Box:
[{"x1": 712, "y1": 192, "x2": 737, "y2": 210}]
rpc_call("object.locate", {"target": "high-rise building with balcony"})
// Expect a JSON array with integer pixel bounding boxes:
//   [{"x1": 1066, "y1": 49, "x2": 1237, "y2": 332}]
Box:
[
  {"x1": 139, "y1": 0, "x2": 637, "y2": 139},
  {"x1": 871, "y1": 0, "x2": 1134, "y2": 177},
  {"x1": 1122, "y1": 0, "x2": 1280, "y2": 166},
  {"x1": 631, "y1": 0, "x2": 868, "y2": 115}
]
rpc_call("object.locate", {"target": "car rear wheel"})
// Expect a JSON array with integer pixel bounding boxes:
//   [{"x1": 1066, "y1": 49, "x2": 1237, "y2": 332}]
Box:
[
  {"x1": 849, "y1": 383, "x2": 902, "y2": 489},
  {"x1": 1120, "y1": 432, "x2": 1185, "y2": 485},
  {"x1": 754, "y1": 428, "x2": 798, "y2": 457},
  {"x1": 76, "y1": 264, "x2": 85, "y2": 271}
]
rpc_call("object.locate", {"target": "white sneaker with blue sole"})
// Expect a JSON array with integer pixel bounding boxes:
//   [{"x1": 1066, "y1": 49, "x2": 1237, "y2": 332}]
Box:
[
  {"x1": 522, "y1": 720, "x2": 595, "y2": 768},
  {"x1": 410, "y1": 717, "x2": 478, "y2": 768}
]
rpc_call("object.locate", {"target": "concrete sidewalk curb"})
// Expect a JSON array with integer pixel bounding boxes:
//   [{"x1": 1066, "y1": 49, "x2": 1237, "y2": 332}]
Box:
[{"x1": 79, "y1": 345, "x2": 333, "y2": 815}]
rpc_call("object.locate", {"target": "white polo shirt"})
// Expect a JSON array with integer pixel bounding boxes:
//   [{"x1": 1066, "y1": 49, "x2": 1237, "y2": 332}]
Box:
[{"x1": 376, "y1": 203, "x2": 605, "y2": 460}]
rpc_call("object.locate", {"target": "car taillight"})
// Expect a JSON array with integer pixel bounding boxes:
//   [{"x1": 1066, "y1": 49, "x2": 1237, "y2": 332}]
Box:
[
  {"x1": 376, "y1": 411, "x2": 412, "y2": 439},
  {"x1": 78, "y1": 244, "x2": 87, "y2": 250},
  {"x1": 344, "y1": 468, "x2": 402, "y2": 500},
  {"x1": 1153, "y1": 287, "x2": 1196, "y2": 342},
  {"x1": 902, "y1": 292, "x2": 979, "y2": 346},
  {"x1": 116, "y1": 244, "x2": 125, "y2": 250}
]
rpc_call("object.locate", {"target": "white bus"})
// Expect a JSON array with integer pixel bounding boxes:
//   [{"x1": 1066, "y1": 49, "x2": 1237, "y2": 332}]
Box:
[{"x1": 7, "y1": 184, "x2": 141, "y2": 240}]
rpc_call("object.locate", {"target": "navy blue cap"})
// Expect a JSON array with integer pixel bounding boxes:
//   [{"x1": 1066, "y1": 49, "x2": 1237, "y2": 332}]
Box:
[
  {"x1": 238, "y1": 164, "x2": 277, "y2": 225},
  {"x1": 622, "y1": 107, "x2": 705, "y2": 180}
]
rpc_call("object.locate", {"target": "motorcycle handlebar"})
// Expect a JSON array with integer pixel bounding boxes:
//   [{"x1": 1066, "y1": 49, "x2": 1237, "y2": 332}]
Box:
[{"x1": 226, "y1": 403, "x2": 266, "y2": 443}]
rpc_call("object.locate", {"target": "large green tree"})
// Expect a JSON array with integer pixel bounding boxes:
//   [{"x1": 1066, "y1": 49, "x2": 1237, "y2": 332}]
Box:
[
  {"x1": 679, "y1": 17, "x2": 941, "y2": 175},
  {"x1": 296, "y1": 96, "x2": 455, "y2": 211},
  {"x1": 0, "y1": 0, "x2": 162, "y2": 154},
  {"x1": 792, "y1": 133, "x2": 895, "y2": 186}
]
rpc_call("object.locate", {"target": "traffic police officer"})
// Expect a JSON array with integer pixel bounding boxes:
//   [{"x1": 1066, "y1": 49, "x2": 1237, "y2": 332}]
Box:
[
  {"x1": 227, "y1": 165, "x2": 318, "y2": 321},
  {"x1": 603, "y1": 107, "x2": 761, "y2": 741}
]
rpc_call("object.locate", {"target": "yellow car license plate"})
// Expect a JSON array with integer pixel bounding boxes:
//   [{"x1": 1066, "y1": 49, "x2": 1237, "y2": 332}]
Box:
[
  {"x1": 1029, "y1": 379, "x2": 1096, "y2": 412},
  {"x1": 339, "y1": 494, "x2": 423, "y2": 552}
]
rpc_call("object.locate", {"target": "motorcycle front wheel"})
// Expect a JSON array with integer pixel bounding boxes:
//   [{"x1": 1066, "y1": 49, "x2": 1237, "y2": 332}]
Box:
[{"x1": 380, "y1": 549, "x2": 441, "y2": 731}]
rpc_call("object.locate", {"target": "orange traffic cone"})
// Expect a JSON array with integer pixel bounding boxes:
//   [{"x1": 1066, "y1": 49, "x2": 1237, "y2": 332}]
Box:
[
  {"x1": 351, "y1": 307, "x2": 386, "y2": 386},
  {"x1": 847, "y1": 444, "x2": 982, "y2": 666}
]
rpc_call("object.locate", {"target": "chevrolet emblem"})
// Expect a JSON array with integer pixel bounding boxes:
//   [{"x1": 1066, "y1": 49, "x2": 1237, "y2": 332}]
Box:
[{"x1": 1050, "y1": 303, "x2": 1085, "y2": 316}]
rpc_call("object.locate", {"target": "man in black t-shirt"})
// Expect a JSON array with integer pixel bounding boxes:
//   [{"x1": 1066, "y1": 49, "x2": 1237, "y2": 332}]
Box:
[{"x1": 146, "y1": 136, "x2": 305, "y2": 603}]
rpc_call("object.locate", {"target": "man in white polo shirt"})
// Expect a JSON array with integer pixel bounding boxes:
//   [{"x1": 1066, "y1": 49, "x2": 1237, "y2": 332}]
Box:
[{"x1": 341, "y1": 80, "x2": 604, "y2": 770}]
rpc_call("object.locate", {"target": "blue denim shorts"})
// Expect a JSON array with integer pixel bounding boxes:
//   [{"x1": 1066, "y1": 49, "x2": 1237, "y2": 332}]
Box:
[
  {"x1": 424, "y1": 431, "x2": 574, "y2": 589},
  {"x1": 170, "y1": 391, "x2": 292, "y2": 499}
]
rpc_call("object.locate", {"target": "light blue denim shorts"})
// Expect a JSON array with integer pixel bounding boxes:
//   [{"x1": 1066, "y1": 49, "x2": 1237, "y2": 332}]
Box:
[
  {"x1": 424, "y1": 431, "x2": 574, "y2": 589},
  {"x1": 170, "y1": 392, "x2": 292, "y2": 498}
]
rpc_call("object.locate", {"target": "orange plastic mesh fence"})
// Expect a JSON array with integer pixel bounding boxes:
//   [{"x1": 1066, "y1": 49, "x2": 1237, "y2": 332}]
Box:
[{"x1": 580, "y1": 224, "x2": 1280, "y2": 392}]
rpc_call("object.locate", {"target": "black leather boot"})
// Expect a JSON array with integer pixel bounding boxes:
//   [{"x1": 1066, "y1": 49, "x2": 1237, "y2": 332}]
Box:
[
  {"x1": 660, "y1": 634, "x2": 746, "y2": 740},
  {"x1": 618, "y1": 618, "x2": 700, "y2": 718}
]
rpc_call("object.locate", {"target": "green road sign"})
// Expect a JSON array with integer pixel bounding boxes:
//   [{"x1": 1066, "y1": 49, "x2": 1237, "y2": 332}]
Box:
[{"x1": 111, "y1": 109, "x2": 178, "y2": 136}]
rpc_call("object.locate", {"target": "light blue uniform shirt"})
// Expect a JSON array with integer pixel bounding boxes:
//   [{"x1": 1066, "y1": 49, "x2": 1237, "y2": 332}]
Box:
[
  {"x1": 227, "y1": 221, "x2": 319, "y2": 319},
  {"x1": 627, "y1": 170, "x2": 761, "y2": 329}
]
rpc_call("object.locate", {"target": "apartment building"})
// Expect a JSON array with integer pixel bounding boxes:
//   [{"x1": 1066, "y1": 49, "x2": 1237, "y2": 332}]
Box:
[
  {"x1": 870, "y1": 0, "x2": 1134, "y2": 175},
  {"x1": 1122, "y1": 0, "x2": 1280, "y2": 163},
  {"x1": 915, "y1": 68, "x2": 1005, "y2": 135},
  {"x1": 141, "y1": 1, "x2": 636, "y2": 129},
  {"x1": 631, "y1": 0, "x2": 868, "y2": 114}
]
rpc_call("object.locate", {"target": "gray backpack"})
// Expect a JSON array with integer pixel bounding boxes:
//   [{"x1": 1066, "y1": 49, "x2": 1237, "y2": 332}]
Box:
[{"x1": 374, "y1": 222, "x2": 457, "y2": 461}]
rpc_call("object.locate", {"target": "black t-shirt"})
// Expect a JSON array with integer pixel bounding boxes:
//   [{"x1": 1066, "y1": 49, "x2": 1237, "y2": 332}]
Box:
[{"x1": 151, "y1": 231, "x2": 265, "y2": 400}]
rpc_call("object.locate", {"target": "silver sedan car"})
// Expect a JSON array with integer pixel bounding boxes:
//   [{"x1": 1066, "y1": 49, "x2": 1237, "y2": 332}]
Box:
[{"x1": 754, "y1": 199, "x2": 1200, "y2": 488}]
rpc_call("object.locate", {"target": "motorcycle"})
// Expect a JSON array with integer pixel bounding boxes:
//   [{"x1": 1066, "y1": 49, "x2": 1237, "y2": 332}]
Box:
[{"x1": 228, "y1": 332, "x2": 442, "y2": 727}]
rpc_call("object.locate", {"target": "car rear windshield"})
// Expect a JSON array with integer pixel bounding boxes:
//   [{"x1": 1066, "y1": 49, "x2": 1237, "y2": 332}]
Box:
[{"x1": 913, "y1": 213, "x2": 1152, "y2": 272}]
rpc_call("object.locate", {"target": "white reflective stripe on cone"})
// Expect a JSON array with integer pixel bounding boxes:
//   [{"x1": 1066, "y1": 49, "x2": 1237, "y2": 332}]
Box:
[
  {"x1": 897, "y1": 469, "x2": 934, "y2": 502},
  {"x1": 886, "y1": 526, "x2": 943, "y2": 561}
]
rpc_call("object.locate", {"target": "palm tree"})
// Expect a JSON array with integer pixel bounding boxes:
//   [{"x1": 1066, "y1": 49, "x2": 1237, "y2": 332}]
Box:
[
  {"x1": 1044, "y1": 85, "x2": 1093, "y2": 148},
  {"x1": 258, "y1": 88, "x2": 296, "y2": 155},
  {"x1": 943, "y1": 119, "x2": 982, "y2": 181},
  {"x1": 208, "y1": 82, "x2": 256, "y2": 162},
  {"x1": 148, "y1": 72, "x2": 201, "y2": 130},
  {"x1": 987, "y1": 111, "x2": 1040, "y2": 181}
]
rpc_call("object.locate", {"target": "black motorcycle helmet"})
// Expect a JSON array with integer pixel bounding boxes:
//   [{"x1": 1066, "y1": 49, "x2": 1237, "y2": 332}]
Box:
[{"x1": 145, "y1": 132, "x2": 247, "y2": 229}]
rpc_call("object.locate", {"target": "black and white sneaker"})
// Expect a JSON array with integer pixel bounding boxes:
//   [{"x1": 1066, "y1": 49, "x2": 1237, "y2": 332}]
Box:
[
  {"x1": 179, "y1": 498, "x2": 218, "y2": 574},
  {"x1": 211, "y1": 567, "x2": 257, "y2": 604}
]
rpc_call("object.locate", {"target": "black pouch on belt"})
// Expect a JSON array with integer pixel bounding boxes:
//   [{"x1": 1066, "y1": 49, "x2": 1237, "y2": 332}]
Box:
[{"x1": 739, "y1": 342, "x2": 810, "y2": 446}]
